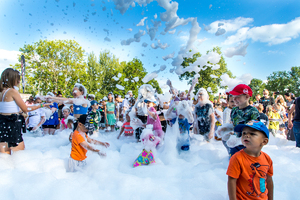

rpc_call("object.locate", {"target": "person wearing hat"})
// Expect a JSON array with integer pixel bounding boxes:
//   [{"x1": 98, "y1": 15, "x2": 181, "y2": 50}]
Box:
[
  {"x1": 88, "y1": 100, "x2": 101, "y2": 132},
  {"x1": 227, "y1": 120, "x2": 273, "y2": 200},
  {"x1": 228, "y1": 84, "x2": 260, "y2": 157},
  {"x1": 68, "y1": 114, "x2": 110, "y2": 172}
]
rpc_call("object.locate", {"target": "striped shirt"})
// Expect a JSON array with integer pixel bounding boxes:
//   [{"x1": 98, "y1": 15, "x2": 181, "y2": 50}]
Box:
[{"x1": 122, "y1": 122, "x2": 134, "y2": 136}]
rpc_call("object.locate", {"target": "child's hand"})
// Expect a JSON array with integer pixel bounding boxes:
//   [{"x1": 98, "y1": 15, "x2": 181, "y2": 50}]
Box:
[
  {"x1": 98, "y1": 151, "x2": 107, "y2": 157},
  {"x1": 102, "y1": 142, "x2": 110, "y2": 148}
]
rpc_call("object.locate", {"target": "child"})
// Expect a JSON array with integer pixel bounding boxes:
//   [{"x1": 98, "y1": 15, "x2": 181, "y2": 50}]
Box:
[
  {"x1": 268, "y1": 103, "x2": 281, "y2": 137},
  {"x1": 145, "y1": 99, "x2": 164, "y2": 141},
  {"x1": 59, "y1": 106, "x2": 74, "y2": 131},
  {"x1": 88, "y1": 100, "x2": 101, "y2": 133},
  {"x1": 257, "y1": 104, "x2": 269, "y2": 127},
  {"x1": 117, "y1": 110, "x2": 134, "y2": 139},
  {"x1": 227, "y1": 120, "x2": 273, "y2": 200},
  {"x1": 26, "y1": 97, "x2": 46, "y2": 132},
  {"x1": 223, "y1": 94, "x2": 236, "y2": 124},
  {"x1": 68, "y1": 114, "x2": 110, "y2": 172},
  {"x1": 214, "y1": 106, "x2": 223, "y2": 140},
  {"x1": 177, "y1": 114, "x2": 192, "y2": 151},
  {"x1": 229, "y1": 84, "x2": 260, "y2": 157},
  {"x1": 98, "y1": 99, "x2": 106, "y2": 130}
]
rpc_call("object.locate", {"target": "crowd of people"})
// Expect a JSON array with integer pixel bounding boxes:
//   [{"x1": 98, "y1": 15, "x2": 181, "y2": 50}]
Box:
[{"x1": 1, "y1": 67, "x2": 300, "y2": 199}]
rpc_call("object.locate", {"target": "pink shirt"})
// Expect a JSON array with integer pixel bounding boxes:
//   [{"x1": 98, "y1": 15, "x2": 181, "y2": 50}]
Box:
[{"x1": 147, "y1": 107, "x2": 162, "y2": 131}]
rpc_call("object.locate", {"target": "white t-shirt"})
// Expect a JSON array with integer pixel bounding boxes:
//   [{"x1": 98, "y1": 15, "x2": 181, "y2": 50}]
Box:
[
  {"x1": 28, "y1": 108, "x2": 45, "y2": 128},
  {"x1": 223, "y1": 107, "x2": 232, "y2": 124}
]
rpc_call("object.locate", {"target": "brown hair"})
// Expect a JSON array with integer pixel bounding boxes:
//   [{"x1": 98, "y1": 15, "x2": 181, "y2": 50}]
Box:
[
  {"x1": 77, "y1": 85, "x2": 85, "y2": 95},
  {"x1": 0, "y1": 68, "x2": 21, "y2": 92},
  {"x1": 257, "y1": 104, "x2": 264, "y2": 112}
]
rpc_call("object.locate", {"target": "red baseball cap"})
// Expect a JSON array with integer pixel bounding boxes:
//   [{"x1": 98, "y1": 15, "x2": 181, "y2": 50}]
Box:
[{"x1": 229, "y1": 84, "x2": 253, "y2": 97}]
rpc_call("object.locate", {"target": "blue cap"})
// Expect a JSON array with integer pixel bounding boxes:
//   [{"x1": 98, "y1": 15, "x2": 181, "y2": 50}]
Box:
[
  {"x1": 90, "y1": 100, "x2": 98, "y2": 106},
  {"x1": 234, "y1": 120, "x2": 269, "y2": 138}
]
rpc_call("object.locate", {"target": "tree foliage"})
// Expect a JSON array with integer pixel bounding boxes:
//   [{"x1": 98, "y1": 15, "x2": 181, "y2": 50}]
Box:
[
  {"x1": 265, "y1": 66, "x2": 300, "y2": 97},
  {"x1": 179, "y1": 47, "x2": 234, "y2": 100},
  {"x1": 15, "y1": 39, "x2": 87, "y2": 96},
  {"x1": 13, "y1": 39, "x2": 162, "y2": 99},
  {"x1": 249, "y1": 78, "x2": 266, "y2": 100}
]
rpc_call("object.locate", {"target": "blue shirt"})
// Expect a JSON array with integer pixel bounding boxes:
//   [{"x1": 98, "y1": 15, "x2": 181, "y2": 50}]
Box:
[
  {"x1": 73, "y1": 104, "x2": 88, "y2": 115},
  {"x1": 43, "y1": 102, "x2": 59, "y2": 125}
]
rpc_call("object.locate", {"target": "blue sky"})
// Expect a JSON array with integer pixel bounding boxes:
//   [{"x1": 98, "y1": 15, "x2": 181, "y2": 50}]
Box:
[{"x1": 1, "y1": 0, "x2": 300, "y2": 93}]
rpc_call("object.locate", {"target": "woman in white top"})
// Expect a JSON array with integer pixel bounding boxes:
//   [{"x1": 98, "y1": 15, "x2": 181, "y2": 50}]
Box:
[{"x1": 0, "y1": 68, "x2": 51, "y2": 154}]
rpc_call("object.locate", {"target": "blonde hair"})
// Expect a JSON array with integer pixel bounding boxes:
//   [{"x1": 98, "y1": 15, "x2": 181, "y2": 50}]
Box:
[{"x1": 0, "y1": 68, "x2": 20, "y2": 92}]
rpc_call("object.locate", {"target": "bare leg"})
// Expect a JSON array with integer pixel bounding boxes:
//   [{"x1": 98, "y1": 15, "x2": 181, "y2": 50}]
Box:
[
  {"x1": 111, "y1": 125, "x2": 115, "y2": 132},
  {"x1": 0, "y1": 142, "x2": 10, "y2": 154},
  {"x1": 43, "y1": 128, "x2": 50, "y2": 135},
  {"x1": 10, "y1": 141, "x2": 25, "y2": 152},
  {"x1": 49, "y1": 128, "x2": 56, "y2": 135}
]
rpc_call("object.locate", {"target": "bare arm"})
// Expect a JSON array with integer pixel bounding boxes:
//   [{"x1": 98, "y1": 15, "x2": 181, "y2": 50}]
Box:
[
  {"x1": 209, "y1": 113, "x2": 215, "y2": 139},
  {"x1": 11, "y1": 89, "x2": 44, "y2": 113},
  {"x1": 117, "y1": 127, "x2": 125, "y2": 139},
  {"x1": 288, "y1": 104, "x2": 295, "y2": 129},
  {"x1": 147, "y1": 109, "x2": 157, "y2": 120},
  {"x1": 47, "y1": 96, "x2": 74, "y2": 104},
  {"x1": 266, "y1": 175, "x2": 274, "y2": 200},
  {"x1": 228, "y1": 176, "x2": 237, "y2": 200},
  {"x1": 33, "y1": 116, "x2": 45, "y2": 130},
  {"x1": 87, "y1": 137, "x2": 110, "y2": 147},
  {"x1": 80, "y1": 141, "x2": 100, "y2": 153}
]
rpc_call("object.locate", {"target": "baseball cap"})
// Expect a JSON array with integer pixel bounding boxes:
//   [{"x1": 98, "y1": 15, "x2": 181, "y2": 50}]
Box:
[
  {"x1": 229, "y1": 84, "x2": 253, "y2": 97},
  {"x1": 90, "y1": 100, "x2": 98, "y2": 106},
  {"x1": 77, "y1": 114, "x2": 95, "y2": 135},
  {"x1": 234, "y1": 120, "x2": 269, "y2": 138}
]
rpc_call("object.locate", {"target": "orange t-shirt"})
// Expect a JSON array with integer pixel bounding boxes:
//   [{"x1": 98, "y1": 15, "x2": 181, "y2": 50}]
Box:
[
  {"x1": 226, "y1": 149, "x2": 273, "y2": 200},
  {"x1": 70, "y1": 130, "x2": 88, "y2": 161}
]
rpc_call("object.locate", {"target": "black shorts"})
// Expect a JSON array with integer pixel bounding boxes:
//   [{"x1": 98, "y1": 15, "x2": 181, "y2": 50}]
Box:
[
  {"x1": 42, "y1": 125, "x2": 57, "y2": 129},
  {"x1": 0, "y1": 114, "x2": 25, "y2": 147}
]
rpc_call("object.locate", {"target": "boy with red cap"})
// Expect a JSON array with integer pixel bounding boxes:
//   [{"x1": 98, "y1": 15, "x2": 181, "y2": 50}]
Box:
[{"x1": 229, "y1": 84, "x2": 260, "y2": 157}]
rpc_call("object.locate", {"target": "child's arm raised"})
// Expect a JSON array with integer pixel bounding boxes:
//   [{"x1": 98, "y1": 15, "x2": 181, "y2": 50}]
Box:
[
  {"x1": 266, "y1": 175, "x2": 274, "y2": 200},
  {"x1": 86, "y1": 137, "x2": 110, "y2": 148},
  {"x1": 228, "y1": 176, "x2": 237, "y2": 200},
  {"x1": 117, "y1": 127, "x2": 125, "y2": 139}
]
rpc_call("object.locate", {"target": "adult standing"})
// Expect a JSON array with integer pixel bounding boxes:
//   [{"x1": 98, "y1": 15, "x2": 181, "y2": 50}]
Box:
[
  {"x1": 259, "y1": 89, "x2": 275, "y2": 113},
  {"x1": 122, "y1": 91, "x2": 133, "y2": 115},
  {"x1": 194, "y1": 88, "x2": 215, "y2": 141},
  {"x1": 285, "y1": 93, "x2": 294, "y2": 108},
  {"x1": 104, "y1": 92, "x2": 118, "y2": 132},
  {"x1": 0, "y1": 68, "x2": 50, "y2": 154},
  {"x1": 288, "y1": 97, "x2": 300, "y2": 147}
]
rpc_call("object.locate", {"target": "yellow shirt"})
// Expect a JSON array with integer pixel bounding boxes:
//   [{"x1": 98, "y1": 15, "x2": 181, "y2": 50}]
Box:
[{"x1": 268, "y1": 111, "x2": 280, "y2": 130}]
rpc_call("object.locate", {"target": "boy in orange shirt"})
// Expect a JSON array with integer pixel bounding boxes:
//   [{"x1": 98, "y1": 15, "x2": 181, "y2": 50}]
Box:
[
  {"x1": 68, "y1": 114, "x2": 110, "y2": 172},
  {"x1": 227, "y1": 120, "x2": 274, "y2": 200}
]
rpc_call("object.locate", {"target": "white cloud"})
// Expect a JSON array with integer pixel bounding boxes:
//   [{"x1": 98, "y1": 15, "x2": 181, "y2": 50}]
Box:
[
  {"x1": 0, "y1": 49, "x2": 20, "y2": 73},
  {"x1": 142, "y1": 42, "x2": 148, "y2": 47},
  {"x1": 223, "y1": 42, "x2": 249, "y2": 58},
  {"x1": 154, "y1": 13, "x2": 157, "y2": 19},
  {"x1": 127, "y1": 28, "x2": 132, "y2": 32},
  {"x1": 137, "y1": 17, "x2": 148, "y2": 26},
  {"x1": 197, "y1": 37, "x2": 208, "y2": 46},
  {"x1": 168, "y1": 29, "x2": 176, "y2": 34},
  {"x1": 151, "y1": 40, "x2": 170, "y2": 49},
  {"x1": 121, "y1": 30, "x2": 146, "y2": 45},
  {"x1": 162, "y1": 52, "x2": 175, "y2": 61},
  {"x1": 220, "y1": 73, "x2": 252, "y2": 90},
  {"x1": 224, "y1": 17, "x2": 300, "y2": 45},
  {"x1": 146, "y1": 20, "x2": 162, "y2": 40},
  {"x1": 206, "y1": 17, "x2": 253, "y2": 35}
]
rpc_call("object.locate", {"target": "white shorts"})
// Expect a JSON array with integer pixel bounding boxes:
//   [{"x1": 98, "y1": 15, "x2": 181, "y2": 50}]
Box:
[{"x1": 67, "y1": 157, "x2": 86, "y2": 172}]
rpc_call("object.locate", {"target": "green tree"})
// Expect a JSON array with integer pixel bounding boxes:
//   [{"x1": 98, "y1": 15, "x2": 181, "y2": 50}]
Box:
[
  {"x1": 249, "y1": 78, "x2": 266, "y2": 101},
  {"x1": 265, "y1": 66, "x2": 300, "y2": 97},
  {"x1": 14, "y1": 39, "x2": 87, "y2": 96},
  {"x1": 179, "y1": 47, "x2": 233, "y2": 100}
]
